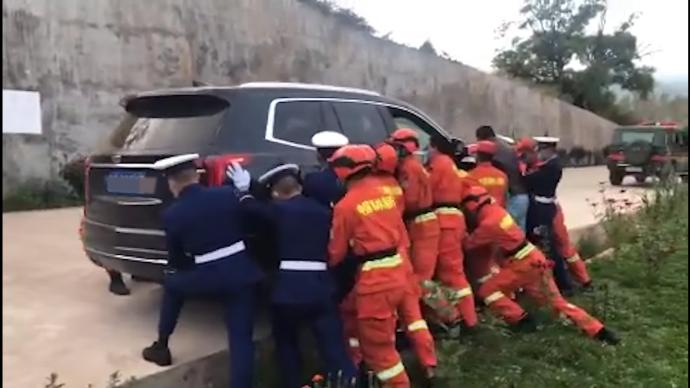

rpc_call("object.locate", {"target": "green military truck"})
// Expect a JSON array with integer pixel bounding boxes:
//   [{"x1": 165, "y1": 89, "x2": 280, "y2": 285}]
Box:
[{"x1": 605, "y1": 122, "x2": 688, "y2": 185}]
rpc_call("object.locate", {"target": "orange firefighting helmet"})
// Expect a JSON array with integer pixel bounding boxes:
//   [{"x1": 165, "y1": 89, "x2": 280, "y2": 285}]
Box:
[
  {"x1": 390, "y1": 128, "x2": 420, "y2": 154},
  {"x1": 374, "y1": 142, "x2": 399, "y2": 174},
  {"x1": 476, "y1": 140, "x2": 497, "y2": 155},
  {"x1": 328, "y1": 144, "x2": 377, "y2": 182},
  {"x1": 515, "y1": 137, "x2": 537, "y2": 154},
  {"x1": 460, "y1": 185, "x2": 493, "y2": 213}
]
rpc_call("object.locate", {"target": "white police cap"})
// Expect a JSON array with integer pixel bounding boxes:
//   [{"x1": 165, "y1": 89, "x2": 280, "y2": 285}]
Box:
[
  {"x1": 258, "y1": 163, "x2": 300, "y2": 185},
  {"x1": 153, "y1": 153, "x2": 200, "y2": 175},
  {"x1": 311, "y1": 131, "x2": 349, "y2": 148},
  {"x1": 533, "y1": 136, "x2": 560, "y2": 146}
]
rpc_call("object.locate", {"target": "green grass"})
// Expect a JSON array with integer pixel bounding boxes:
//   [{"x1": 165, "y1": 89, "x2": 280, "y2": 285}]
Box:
[{"x1": 434, "y1": 186, "x2": 688, "y2": 388}]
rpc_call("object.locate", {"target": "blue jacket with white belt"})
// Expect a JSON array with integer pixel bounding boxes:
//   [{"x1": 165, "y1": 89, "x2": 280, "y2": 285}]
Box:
[
  {"x1": 302, "y1": 167, "x2": 345, "y2": 209},
  {"x1": 243, "y1": 194, "x2": 336, "y2": 305},
  {"x1": 162, "y1": 184, "x2": 263, "y2": 287}
]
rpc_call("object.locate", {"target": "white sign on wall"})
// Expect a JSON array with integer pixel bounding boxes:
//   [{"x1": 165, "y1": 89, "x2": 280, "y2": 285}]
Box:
[{"x1": 2, "y1": 89, "x2": 43, "y2": 135}]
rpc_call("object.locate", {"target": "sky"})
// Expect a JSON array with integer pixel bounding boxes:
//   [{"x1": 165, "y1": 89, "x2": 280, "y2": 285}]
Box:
[{"x1": 334, "y1": 0, "x2": 688, "y2": 80}]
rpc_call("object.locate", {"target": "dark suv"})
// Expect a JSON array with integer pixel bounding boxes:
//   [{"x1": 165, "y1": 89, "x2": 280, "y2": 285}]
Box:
[
  {"x1": 81, "y1": 82, "x2": 455, "y2": 281},
  {"x1": 605, "y1": 122, "x2": 688, "y2": 185}
]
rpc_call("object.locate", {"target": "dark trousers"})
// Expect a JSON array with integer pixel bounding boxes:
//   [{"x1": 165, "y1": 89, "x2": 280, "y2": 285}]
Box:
[
  {"x1": 159, "y1": 265, "x2": 257, "y2": 388},
  {"x1": 527, "y1": 202, "x2": 574, "y2": 293},
  {"x1": 271, "y1": 301, "x2": 356, "y2": 388}
]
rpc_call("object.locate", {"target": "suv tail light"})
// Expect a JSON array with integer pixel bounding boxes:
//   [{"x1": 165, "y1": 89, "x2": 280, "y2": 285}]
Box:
[
  {"x1": 204, "y1": 154, "x2": 251, "y2": 186},
  {"x1": 608, "y1": 152, "x2": 624, "y2": 162},
  {"x1": 651, "y1": 154, "x2": 669, "y2": 163}
]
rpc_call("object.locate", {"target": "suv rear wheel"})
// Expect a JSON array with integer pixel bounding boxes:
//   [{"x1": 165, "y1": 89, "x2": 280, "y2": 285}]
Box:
[{"x1": 609, "y1": 170, "x2": 624, "y2": 186}]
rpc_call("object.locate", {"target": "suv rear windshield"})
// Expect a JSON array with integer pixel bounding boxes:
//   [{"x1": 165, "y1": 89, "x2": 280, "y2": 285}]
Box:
[
  {"x1": 120, "y1": 94, "x2": 228, "y2": 152},
  {"x1": 614, "y1": 129, "x2": 665, "y2": 146}
]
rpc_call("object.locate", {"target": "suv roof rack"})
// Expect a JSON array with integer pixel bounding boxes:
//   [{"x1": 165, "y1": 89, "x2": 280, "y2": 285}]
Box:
[{"x1": 238, "y1": 82, "x2": 381, "y2": 96}]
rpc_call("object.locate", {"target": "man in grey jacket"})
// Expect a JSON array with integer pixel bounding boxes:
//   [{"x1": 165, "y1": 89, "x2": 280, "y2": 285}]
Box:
[{"x1": 475, "y1": 125, "x2": 529, "y2": 229}]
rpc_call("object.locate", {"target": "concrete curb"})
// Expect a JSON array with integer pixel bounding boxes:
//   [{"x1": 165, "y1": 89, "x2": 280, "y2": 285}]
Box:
[{"x1": 124, "y1": 221, "x2": 607, "y2": 388}]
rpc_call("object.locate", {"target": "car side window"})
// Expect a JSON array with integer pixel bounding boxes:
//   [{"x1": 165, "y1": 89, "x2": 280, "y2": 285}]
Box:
[
  {"x1": 331, "y1": 102, "x2": 388, "y2": 144},
  {"x1": 386, "y1": 107, "x2": 435, "y2": 150},
  {"x1": 272, "y1": 101, "x2": 326, "y2": 147}
]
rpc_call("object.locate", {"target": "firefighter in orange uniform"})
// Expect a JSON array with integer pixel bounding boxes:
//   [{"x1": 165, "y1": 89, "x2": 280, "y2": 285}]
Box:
[
  {"x1": 516, "y1": 138, "x2": 592, "y2": 289},
  {"x1": 465, "y1": 140, "x2": 509, "y2": 295},
  {"x1": 388, "y1": 129, "x2": 441, "y2": 289},
  {"x1": 373, "y1": 142, "x2": 438, "y2": 380},
  {"x1": 328, "y1": 144, "x2": 413, "y2": 387},
  {"x1": 461, "y1": 186, "x2": 619, "y2": 344},
  {"x1": 427, "y1": 135, "x2": 477, "y2": 329},
  {"x1": 468, "y1": 140, "x2": 509, "y2": 208}
]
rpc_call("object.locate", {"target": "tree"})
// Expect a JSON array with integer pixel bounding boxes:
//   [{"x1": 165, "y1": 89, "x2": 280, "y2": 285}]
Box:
[
  {"x1": 493, "y1": 0, "x2": 655, "y2": 123},
  {"x1": 419, "y1": 40, "x2": 438, "y2": 55}
]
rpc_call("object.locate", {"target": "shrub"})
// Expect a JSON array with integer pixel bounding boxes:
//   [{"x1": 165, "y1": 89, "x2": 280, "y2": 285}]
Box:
[
  {"x1": 60, "y1": 156, "x2": 87, "y2": 200},
  {"x1": 3, "y1": 179, "x2": 82, "y2": 212}
]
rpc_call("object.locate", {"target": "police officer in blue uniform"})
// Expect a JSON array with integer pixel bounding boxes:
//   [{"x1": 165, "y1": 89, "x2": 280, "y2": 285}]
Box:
[
  {"x1": 523, "y1": 137, "x2": 574, "y2": 295},
  {"x1": 142, "y1": 154, "x2": 263, "y2": 388},
  {"x1": 227, "y1": 162, "x2": 356, "y2": 388},
  {"x1": 302, "y1": 131, "x2": 349, "y2": 208}
]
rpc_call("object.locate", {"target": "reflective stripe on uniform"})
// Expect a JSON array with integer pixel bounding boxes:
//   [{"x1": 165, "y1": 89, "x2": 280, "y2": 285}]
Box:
[
  {"x1": 435, "y1": 207, "x2": 463, "y2": 216},
  {"x1": 566, "y1": 254, "x2": 581, "y2": 263},
  {"x1": 477, "y1": 266, "x2": 500, "y2": 284},
  {"x1": 279, "y1": 260, "x2": 327, "y2": 271},
  {"x1": 534, "y1": 195, "x2": 557, "y2": 204},
  {"x1": 414, "y1": 212, "x2": 437, "y2": 224},
  {"x1": 348, "y1": 338, "x2": 360, "y2": 348},
  {"x1": 377, "y1": 361, "x2": 405, "y2": 381},
  {"x1": 452, "y1": 287, "x2": 473, "y2": 299},
  {"x1": 194, "y1": 241, "x2": 246, "y2": 264},
  {"x1": 407, "y1": 320, "x2": 429, "y2": 332},
  {"x1": 514, "y1": 243, "x2": 536, "y2": 260},
  {"x1": 484, "y1": 291, "x2": 505, "y2": 305},
  {"x1": 499, "y1": 214, "x2": 515, "y2": 230},
  {"x1": 361, "y1": 254, "x2": 403, "y2": 271}
]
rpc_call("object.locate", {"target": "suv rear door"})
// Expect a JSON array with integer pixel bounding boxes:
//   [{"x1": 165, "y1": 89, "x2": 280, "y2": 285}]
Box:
[
  {"x1": 329, "y1": 101, "x2": 390, "y2": 144},
  {"x1": 84, "y1": 94, "x2": 229, "y2": 260}
]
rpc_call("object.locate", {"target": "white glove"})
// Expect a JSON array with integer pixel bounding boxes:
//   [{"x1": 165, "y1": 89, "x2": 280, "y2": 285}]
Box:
[{"x1": 226, "y1": 162, "x2": 251, "y2": 192}]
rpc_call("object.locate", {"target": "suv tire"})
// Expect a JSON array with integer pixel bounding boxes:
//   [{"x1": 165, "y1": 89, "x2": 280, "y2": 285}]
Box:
[{"x1": 609, "y1": 170, "x2": 624, "y2": 186}]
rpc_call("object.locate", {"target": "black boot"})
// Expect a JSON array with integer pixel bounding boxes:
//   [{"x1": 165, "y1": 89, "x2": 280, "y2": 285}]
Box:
[
  {"x1": 108, "y1": 271, "x2": 130, "y2": 296},
  {"x1": 595, "y1": 327, "x2": 620, "y2": 345},
  {"x1": 421, "y1": 367, "x2": 437, "y2": 388},
  {"x1": 510, "y1": 314, "x2": 537, "y2": 333},
  {"x1": 142, "y1": 341, "x2": 172, "y2": 366},
  {"x1": 580, "y1": 281, "x2": 594, "y2": 293}
]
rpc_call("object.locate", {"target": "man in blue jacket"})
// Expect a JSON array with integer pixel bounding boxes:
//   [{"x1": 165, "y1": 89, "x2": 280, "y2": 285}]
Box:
[
  {"x1": 523, "y1": 137, "x2": 574, "y2": 295},
  {"x1": 228, "y1": 162, "x2": 356, "y2": 388},
  {"x1": 302, "y1": 131, "x2": 349, "y2": 208},
  {"x1": 142, "y1": 154, "x2": 263, "y2": 388}
]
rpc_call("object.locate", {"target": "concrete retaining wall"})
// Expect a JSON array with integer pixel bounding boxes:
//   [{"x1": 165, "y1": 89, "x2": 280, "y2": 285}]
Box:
[{"x1": 2, "y1": 0, "x2": 617, "y2": 195}]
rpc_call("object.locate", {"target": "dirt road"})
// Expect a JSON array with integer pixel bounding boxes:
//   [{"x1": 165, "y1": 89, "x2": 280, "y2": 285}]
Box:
[{"x1": 2, "y1": 166, "x2": 649, "y2": 388}]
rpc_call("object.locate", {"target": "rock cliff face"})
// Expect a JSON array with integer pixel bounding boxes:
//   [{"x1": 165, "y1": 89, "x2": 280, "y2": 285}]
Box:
[{"x1": 2, "y1": 0, "x2": 616, "y2": 193}]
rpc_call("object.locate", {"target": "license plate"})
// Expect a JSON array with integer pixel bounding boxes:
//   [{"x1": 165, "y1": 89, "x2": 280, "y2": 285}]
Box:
[
  {"x1": 625, "y1": 167, "x2": 643, "y2": 173},
  {"x1": 105, "y1": 171, "x2": 157, "y2": 195}
]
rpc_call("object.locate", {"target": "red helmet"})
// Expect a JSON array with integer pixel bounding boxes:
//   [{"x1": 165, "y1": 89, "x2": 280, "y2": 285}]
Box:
[
  {"x1": 476, "y1": 140, "x2": 497, "y2": 155},
  {"x1": 460, "y1": 185, "x2": 492, "y2": 213},
  {"x1": 374, "y1": 142, "x2": 399, "y2": 174},
  {"x1": 328, "y1": 144, "x2": 377, "y2": 182},
  {"x1": 515, "y1": 137, "x2": 536, "y2": 154},
  {"x1": 390, "y1": 128, "x2": 420, "y2": 154}
]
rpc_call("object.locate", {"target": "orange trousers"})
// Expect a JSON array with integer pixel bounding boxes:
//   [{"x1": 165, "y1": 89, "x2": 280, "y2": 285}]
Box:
[
  {"x1": 341, "y1": 283, "x2": 437, "y2": 371},
  {"x1": 553, "y1": 205, "x2": 591, "y2": 285},
  {"x1": 357, "y1": 288, "x2": 410, "y2": 387},
  {"x1": 435, "y1": 228, "x2": 477, "y2": 327},
  {"x1": 477, "y1": 251, "x2": 604, "y2": 337},
  {"x1": 406, "y1": 217, "x2": 441, "y2": 282},
  {"x1": 340, "y1": 292, "x2": 362, "y2": 367}
]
